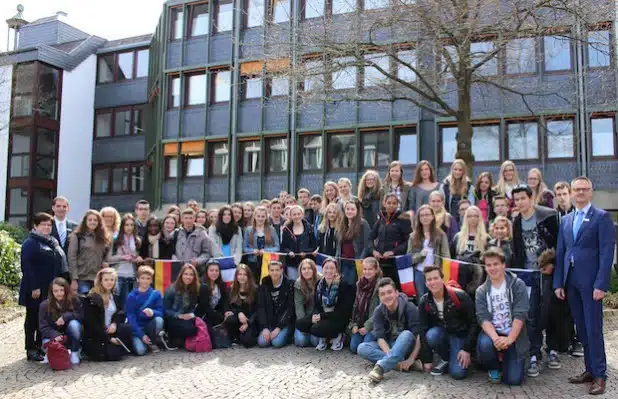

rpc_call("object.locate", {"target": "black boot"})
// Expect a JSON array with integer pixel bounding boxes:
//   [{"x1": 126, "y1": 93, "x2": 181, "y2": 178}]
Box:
[{"x1": 26, "y1": 349, "x2": 44, "y2": 362}]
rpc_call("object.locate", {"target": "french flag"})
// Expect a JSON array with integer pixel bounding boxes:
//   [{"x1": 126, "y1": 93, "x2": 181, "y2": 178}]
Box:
[
  {"x1": 218, "y1": 256, "x2": 237, "y2": 289},
  {"x1": 395, "y1": 254, "x2": 417, "y2": 298}
]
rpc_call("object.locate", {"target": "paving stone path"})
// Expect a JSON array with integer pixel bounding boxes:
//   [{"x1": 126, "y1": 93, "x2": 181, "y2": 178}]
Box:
[{"x1": 1, "y1": 315, "x2": 617, "y2": 399}]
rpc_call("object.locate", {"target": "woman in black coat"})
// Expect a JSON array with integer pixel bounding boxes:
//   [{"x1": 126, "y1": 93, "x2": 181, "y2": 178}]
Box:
[
  {"x1": 196, "y1": 260, "x2": 232, "y2": 348},
  {"x1": 19, "y1": 212, "x2": 68, "y2": 361},
  {"x1": 139, "y1": 216, "x2": 177, "y2": 262},
  {"x1": 224, "y1": 264, "x2": 259, "y2": 347},
  {"x1": 82, "y1": 268, "x2": 132, "y2": 361},
  {"x1": 281, "y1": 205, "x2": 317, "y2": 281}
]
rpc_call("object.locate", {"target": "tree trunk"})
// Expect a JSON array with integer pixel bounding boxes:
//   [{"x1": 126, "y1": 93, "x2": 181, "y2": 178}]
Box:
[{"x1": 456, "y1": 75, "x2": 474, "y2": 175}]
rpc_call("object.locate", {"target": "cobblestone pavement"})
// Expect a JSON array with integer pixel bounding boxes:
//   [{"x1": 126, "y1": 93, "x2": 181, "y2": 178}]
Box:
[{"x1": 1, "y1": 316, "x2": 618, "y2": 399}]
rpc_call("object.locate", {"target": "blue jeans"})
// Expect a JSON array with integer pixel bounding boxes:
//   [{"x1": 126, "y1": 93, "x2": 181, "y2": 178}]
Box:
[
  {"x1": 132, "y1": 317, "x2": 164, "y2": 356},
  {"x1": 258, "y1": 327, "x2": 291, "y2": 348},
  {"x1": 116, "y1": 277, "x2": 136, "y2": 310},
  {"x1": 425, "y1": 327, "x2": 468, "y2": 379},
  {"x1": 43, "y1": 320, "x2": 82, "y2": 352},
  {"x1": 357, "y1": 330, "x2": 415, "y2": 372},
  {"x1": 349, "y1": 332, "x2": 375, "y2": 354},
  {"x1": 414, "y1": 268, "x2": 426, "y2": 299},
  {"x1": 294, "y1": 329, "x2": 320, "y2": 347},
  {"x1": 477, "y1": 332, "x2": 525, "y2": 385},
  {"x1": 77, "y1": 280, "x2": 94, "y2": 295},
  {"x1": 340, "y1": 260, "x2": 357, "y2": 285}
]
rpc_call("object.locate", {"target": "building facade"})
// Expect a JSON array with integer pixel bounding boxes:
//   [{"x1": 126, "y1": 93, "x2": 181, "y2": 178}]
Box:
[{"x1": 0, "y1": 2, "x2": 617, "y2": 226}]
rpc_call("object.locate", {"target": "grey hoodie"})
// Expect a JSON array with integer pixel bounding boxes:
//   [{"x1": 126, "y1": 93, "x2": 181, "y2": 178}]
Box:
[
  {"x1": 475, "y1": 270, "x2": 530, "y2": 360},
  {"x1": 371, "y1": 292, "x2": 419, "y2": 342}
]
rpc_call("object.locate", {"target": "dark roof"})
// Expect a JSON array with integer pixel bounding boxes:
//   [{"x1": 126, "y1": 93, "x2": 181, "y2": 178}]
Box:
[{"x1": 101, "y1": 34, "x2": 153, "y2": 49}]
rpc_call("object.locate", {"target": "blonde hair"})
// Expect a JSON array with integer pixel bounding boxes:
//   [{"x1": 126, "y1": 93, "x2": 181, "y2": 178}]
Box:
[
  {"x1": 490, "y1": 216, "x2": 513, "y2": 241},
  {"x1": 284, "y1": 205, "x2": 306, "y2": 227},
  {"x1": 494, "y1": 160, "x2": 521, "y2": 196},
  {"x1": 528, "y1": 168, "x2": 549, "y2": 205},
  {"x1": 358, "y1": 170, "x2": 382, "y2": 200},
  {"x1": 321, "y1": 181, "x2": 339, "y2": 211},
  {"x1": 319, "y1": 203, "x2": 343, "y2": 233},
  {"x1": 456, "y1": 206, "x2": 489, "y2": 254},
  {"x1": 100, "y1": 206, "x2": 121, "y2": 233},
  {"x1": 444, "y1": 159, "x2": 470, "y2": 197},
  {"x1": 429, "y1": 190, "x2": 451, "y2": 228},
  {"x1": 89, "y1": 267, "x2": 117, "y2": 306}
]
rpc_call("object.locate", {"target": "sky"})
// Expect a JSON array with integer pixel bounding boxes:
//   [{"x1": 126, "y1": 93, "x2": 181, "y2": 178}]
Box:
[{"x1": 1, "y1": 0, "x2": 165, "y2": 51}]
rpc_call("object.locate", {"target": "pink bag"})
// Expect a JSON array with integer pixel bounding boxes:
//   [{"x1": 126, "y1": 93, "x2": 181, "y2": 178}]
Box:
[{"x1": 185, "y1": 317, "x2": 212, "y2": 353}]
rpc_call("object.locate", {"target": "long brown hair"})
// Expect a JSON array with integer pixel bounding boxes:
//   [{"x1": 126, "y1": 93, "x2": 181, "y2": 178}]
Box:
[
  {"x1": 248, "y1": 206, "x2": 274, "y2": 245},
  {"x1": 89, "y1": 267, "x2": 117, "y2": 306},
  {"x1": 411, "y1": 160, "x2": 437, "y2": 186},
  {"x1": 47, "y1": 277, "x2": 75, "y2": 321},
  {"x1": 229, "y1": 264, "x2": 257, "y2": 306},
  {"x1": 174, "y1": 263, "x2": 201, "y2": 299},
  {"x1": 337, "y1": 200, "x2": 363, "y2": 241},
  {"x1": 114, "y1": 213, "x2": 142, "y2": 252},
  {"x1": 410, "y1": 205, "x2": 441, "y2": 249},
  {"x1": 384, "y1": 161, "x2": 407, "y2": 187},
  {"x1": 475, "y1": 171, "x2": 494, "y2": 196},
  {"x1": 75, "y1": 209, "x2": 111, "y2": 246},
  {"x1": 298, "y1": 258, "x2": 320, "y2": 301}
]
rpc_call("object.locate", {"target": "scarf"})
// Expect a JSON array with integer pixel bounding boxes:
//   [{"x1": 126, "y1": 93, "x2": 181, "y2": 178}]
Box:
[
  {"x1": 317, "y1": 277, "x2": 340, "y2": 312},
  {"x1": 30, "y1": 229, "x2": 69, "y2": 274},
  {"x1": 218, "y1": 224, "x2": 236, "y2": 245},
  {"x1": 122, "y1": 234, "x2": 136, "y2": 255},
  {"x1": 148, "y1": 233, "x2": 160, "y2": 259},
  {"x1": 352, "y1": 277, "x2": 377, "y2": 326}
]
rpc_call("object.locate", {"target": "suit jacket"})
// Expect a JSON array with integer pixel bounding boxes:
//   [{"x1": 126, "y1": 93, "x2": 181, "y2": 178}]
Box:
[
  {"x1": 554, "y1": 205, "x2": 616, "y2": 292},
  {"x1": 51, "y1": 219, "x2": 77, "y2": 255}
]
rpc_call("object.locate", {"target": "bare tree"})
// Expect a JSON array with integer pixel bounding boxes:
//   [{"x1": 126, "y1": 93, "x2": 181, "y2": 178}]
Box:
[{"x1": 257, "y1": 0, "x2": 613, "y2": 166}]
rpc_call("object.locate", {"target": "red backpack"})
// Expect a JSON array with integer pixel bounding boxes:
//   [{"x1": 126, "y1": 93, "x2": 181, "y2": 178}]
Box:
[
  {"x1": 185, "y1": 317, "x2": 212, "y2": 353},
  {"x1": 424, "y1": 281, "x2": 462, "y2": 313},
  {"x1": 44, "y1": 338, "x2": 71, "y2": 371}
]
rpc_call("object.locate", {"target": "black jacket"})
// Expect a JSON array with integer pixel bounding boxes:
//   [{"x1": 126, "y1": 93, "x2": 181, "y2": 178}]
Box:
[
  {"x1": 281, "y1": 219, "x2": 317, "y2": 267},
  {"x1": 361, "y1": 192, "x2": 382, "y2": 228},
  {"x1": 229, "y1": 293, "x2": 258, "y2": 326},
  {"x1": 316, "y1": 225, "x2": 338, "y2": 256},
  {"x1": 82, "y1": 293, "x2": 131, "y2": 361},
  {"x1": 418, "y1": 286, "x2": 478, "y2": 363},
  {"x1": 139, "y1": 233, "x2": 177, "y2": 260},
  {"x1": 488, "y1": 238, "x2": 513, "y2": 268},
  {"x1": 511, "y1": 206, "x2": 559, "y2": 269},
  {"x1": 371, "y1": 211, "x2": 412, "y2": 255},
  {"x1": 257, "y1": 276, "x2": 295, "y2": 330},
  {"x1": 196, "y1": 280, "x2": 230, "y2": 327},
  {"x1": 51, "y1": 219, "x2": 77, "y2": 256},
  {"x1": 312, "y1": 280, "x2": 356, "y2": 326},
  {"x1": 304, "y1": 208, "x2": 315, "y2": 225}
]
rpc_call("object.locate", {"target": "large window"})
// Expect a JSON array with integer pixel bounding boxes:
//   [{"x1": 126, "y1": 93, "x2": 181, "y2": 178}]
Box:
[
  {"x1": 506, "y1": 38, "x2": 536, "y2": 74},
  {"x1": 185, "y1": 157, "x2": 205, "y2": 177},
  {"x1": 588, "y1": 30, "x2": 611, "y2": 68},
  {"x1": 471, "y1": 41, "x2": 497, "y2": 76},
  {"x1": 544, "y1": 36, "x2": 572, "y2": 72},
  {"x1": 241, "y1": 141, "x2": 261, "y2": 174},
  {"x1": 507, "y1": 121, "x2": 538, "y2": 160},
  {"x1": 8, "y1": 188, "x2": 29, "y2": 227},
  {"x1": 329, "y1": 133, "x2": 356, "y2": 170},
  {"x1": 171, "y1": 8, "x2": 184, "y2": 40},
  {"x1": 38, "y1": 64, "x2": 60, "y2": 120},
  {"x1": 186, "y1": 73, "x2": 207, "y2": 105},
  {"x1": 210, "y1": 142, "x2": 230, "y2": 176},
  {"x1": 246, "y1": 0, "x2": 265, "y2": 27},
  {"x1": 97, "y1": 48, "x2": 149, "y2": 84},
  {"x1": 9, "y1": 127, "x2": 31, "y2": 178},
  {"x1": 332, "y1": 0, "x2": 356, "y2": 14},
  {"x1": 591, "y1": 117, "x2": 615, "y2": 157},
  {"x1": 441, "y1": 125, "x2": 499, "y2": 163},
  {"x1": 397, "y1": 128, "x2": 417, "y2": 165},
  {"x1": 364, "y1": 53, "x2": 389, "y2": 87},
  {"x1": 94, "y1": 106, "x2": 145, "y2": 138},
  {"x1": 301, "y1": 135, "x2": 322, "y2": 170},
  {"x1": 266, "y1": 137, "x2": 288, "y2": 172},
  {"x1": 190, "y1": 3, "x2": 209, "y2": 36},
  {"x1": 12, "y1": 63, "x2": 35, "y2": 117},
  {"x1": 546, "y1": 119, "x2": 574, "y2": 158},
  {"x1": 242, "y1": 76, "x2": 263, "y2": 99},
  {"x1": 397, "y1": 49, "x2": 416, "y2": 82},
  {"x1": 92, "y1": 163, "x2": 145, "y2": 194},
  {"x1": 34, "y1": 128, "x2": 56, "y2": 180},
  {"x1": 304, "y1": 0, "x2": 325, "y2": 19},
  {"x1": 272, "y1": 0, "x2": 290, "y2": 23},
  {"x1": 215, "y1": 0, "x2": 234, "y2": 32},
  {"x1": 331, "y1": 57, "x2": 357, "y2": 90},
  {"x1": 304, "y1": 59, "x2": 324, "y2": 91},
  {"x1": 169, "y1": 76, "x2": 181, "y2": 108},
  {"x1": 212, "y1": 70, "x2": 231, "y2": 103},
  {"x1": 362, "y1": 131, "x2": 390, "y2": 167}
]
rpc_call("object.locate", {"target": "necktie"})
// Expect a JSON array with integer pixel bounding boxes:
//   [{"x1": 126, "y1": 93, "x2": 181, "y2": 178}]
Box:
[
  {"x1": 573, "y1": 210, "x2": 584, "y2": 241},
  {"x1": 58, "y1": 222, "x2": 66, "y2": 246}
]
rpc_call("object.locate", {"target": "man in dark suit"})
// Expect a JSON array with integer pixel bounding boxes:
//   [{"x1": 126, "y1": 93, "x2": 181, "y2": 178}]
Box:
[
  {"x1": 50, "y1": 196, "x2": 77, "y2": 256},
  {"x1": 554, "y1": 177, "x2": 616, "y2": 395}
]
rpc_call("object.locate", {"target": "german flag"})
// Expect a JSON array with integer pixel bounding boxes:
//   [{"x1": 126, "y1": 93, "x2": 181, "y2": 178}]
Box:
[
  {"x1": 154, "y1": 260, "x2": 184, "y2": 293},
  {"x1": 442, "y1": 258, "x2": 460, "y2": 284}
]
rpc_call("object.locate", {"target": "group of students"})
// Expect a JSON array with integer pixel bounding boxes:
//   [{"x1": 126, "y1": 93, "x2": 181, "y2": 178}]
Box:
[{"x1": 18, "y1": 159, "x2": 614, "y2": 394}]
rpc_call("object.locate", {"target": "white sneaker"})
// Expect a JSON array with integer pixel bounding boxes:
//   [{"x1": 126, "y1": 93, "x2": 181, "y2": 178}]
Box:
[
  {"x1": 330, "y1": 334, "x2": 344, "y2": 351},
  {"x1": 41, "y1": 355, "x2": 48, "y2": 364},
  {"x1": 70, "y1": 352, "x2": 80, "y2": 365},
  {"x1": 316, "y1": 338, "x2": 328, "y2": 351}
]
